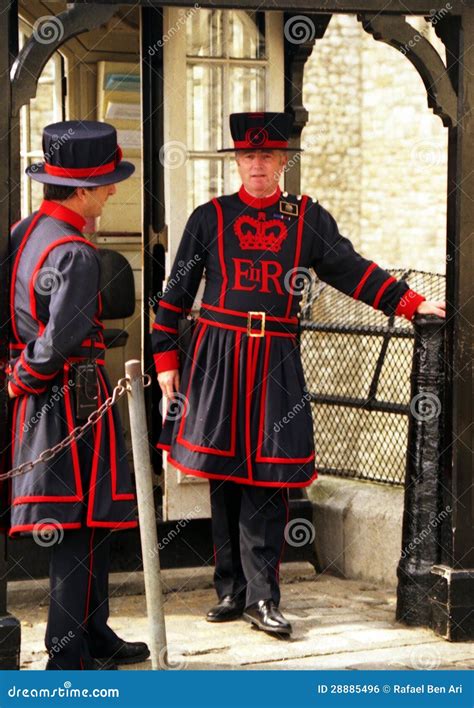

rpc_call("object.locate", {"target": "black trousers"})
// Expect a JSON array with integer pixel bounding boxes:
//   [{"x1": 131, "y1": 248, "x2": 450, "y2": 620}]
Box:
[
  {"x1": 45, "y1": 428, "x2": 120, "y2": 670},
  {"x1": 45, "y1": 525, "x2": 121, "y2": 669},
  {"x1": 209, "y1": 479, "x2": 289, "y2": 608}
]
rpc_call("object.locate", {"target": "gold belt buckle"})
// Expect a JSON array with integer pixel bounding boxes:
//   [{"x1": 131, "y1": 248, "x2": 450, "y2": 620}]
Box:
[{"x1": 247, "y1": 311, "x2": 265, "y2": 337}]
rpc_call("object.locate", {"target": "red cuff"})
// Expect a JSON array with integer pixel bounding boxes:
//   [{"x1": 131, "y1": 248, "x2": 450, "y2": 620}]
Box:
[
  {"x1": 395, "y1": 289, "x2": 426, "y2": 321},
  {"x1": 154, "y1": 350, "x2": 180, "y2": 374},
  {"x1": 9, "y1": 380, "x2": 26, "y2": 397}
]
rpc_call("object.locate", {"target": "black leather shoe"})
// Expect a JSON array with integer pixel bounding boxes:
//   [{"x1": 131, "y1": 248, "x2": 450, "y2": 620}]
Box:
[
  {"x1": 243, "y1": 599, "x2": 292, "y2": 636},
  {"x1": 206, "y1": 594, "x2": 245, "y2": 622},
  {"x1": 92, "y1": 640, "x2": 150, "y2": 666}
]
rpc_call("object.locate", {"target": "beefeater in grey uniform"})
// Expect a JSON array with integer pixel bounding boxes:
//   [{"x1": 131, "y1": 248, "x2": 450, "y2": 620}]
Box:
[{"x1": 7, "y1": 121, "x2": 149, "y2": 669}]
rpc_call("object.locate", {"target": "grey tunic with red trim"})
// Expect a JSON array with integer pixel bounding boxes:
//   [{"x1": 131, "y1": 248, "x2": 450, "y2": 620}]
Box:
[
  {"x1": 7, "y1": 201, "x2": 137, "y2": 537},
  {"x1": 151, "y1": 186, "x2": 425, "y2": 488}
]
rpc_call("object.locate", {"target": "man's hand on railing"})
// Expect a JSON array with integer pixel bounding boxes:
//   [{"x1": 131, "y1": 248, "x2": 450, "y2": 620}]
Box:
[
  {"x1": 157, "y1": 369, "x2": 180, "y2": 401},
  {"x1": 415, "y1": 300, "x2": 446, "y2": 318}
]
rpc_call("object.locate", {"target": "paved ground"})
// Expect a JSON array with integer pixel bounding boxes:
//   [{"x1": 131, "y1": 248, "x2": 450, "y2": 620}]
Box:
[{"x1": 8, "y1": 563, "x2": 473, "y2": 671}]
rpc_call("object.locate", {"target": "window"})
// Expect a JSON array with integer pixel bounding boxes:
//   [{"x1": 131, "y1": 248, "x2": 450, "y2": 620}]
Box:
[
  {"x1": 19, "y1": 24, "x2": 64, "y2": 216},
  {"x1": 185, "y1": 10, "x2": 268, "y2": 212}
]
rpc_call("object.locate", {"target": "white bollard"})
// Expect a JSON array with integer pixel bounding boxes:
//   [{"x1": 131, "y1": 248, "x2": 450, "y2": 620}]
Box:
[{"x1": 125, "y1": 359, "x2": 167, "y2": 670}]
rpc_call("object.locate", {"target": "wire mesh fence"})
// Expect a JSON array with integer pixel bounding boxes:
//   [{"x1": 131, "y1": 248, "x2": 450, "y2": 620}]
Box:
[{"x1": 300, "y1": 269, "x2": 446, "y2": 485}]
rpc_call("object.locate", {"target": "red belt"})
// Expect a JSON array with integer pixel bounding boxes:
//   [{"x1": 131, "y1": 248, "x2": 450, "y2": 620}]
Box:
[{"x1": 198, "y1": 303, "x2": 299, "y2": 338}]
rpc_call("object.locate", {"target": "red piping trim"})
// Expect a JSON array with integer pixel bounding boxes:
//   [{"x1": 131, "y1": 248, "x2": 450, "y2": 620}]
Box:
[
  {"x1": 84, "y1": 528, "x2": 95, "y2": 630},
  {"x1": 10, "y1": 211, "x2": 42, "y2": 343},
  {"x1": 201, "y1": 302, "x2": 298, "y2": 324},
  {"x1": 353, "y1": 262, "x2": 377, "y2": 300},
  {"x1": 198, "y1": 317, "x2": 296, "y2": 339},
  {"x1": 19, "y1": 352, "x2": 58, "y2": 381},
  {"x1": 372, "y1": 276, "x2": 396, "y2": 309},
  {"x1": 234, "y1": 140, "x2": 288, "y2": 149},
  {"x1": 12, "y1": 366, "x2": 46, "y2": 395},
  {"x1": 212, "y1": 198, "x2": 228, "y2": 309},
  {"x1": 176, "y1": 327, "x2": 241, "y2": 456},
  {"x1": 167, "y1": 455, "x2": 319, "y2": 488},
  {"x1": 152, "y1": 323, "x2": 179, "y2": 334},
  {"x1": 30, "y1": 236, "x2": 97, "y2": 336},
  {"x1": 18, "y1": 397, "x2": 27, "y2": 446},
  {"x1": 285, "y1": 195, "x2": 308, "y2": 319},
  {"x1": 276, "y1": 490, "x2": 289, "y2": 585},
  {"x1": 256, "y1": 336, "x2": 315, "y2": 464},
  {"x1": 39, "y1": 200, "x2": 86, "y2": 232},
  {"x1": 9, "y1": 522, "x2": 82, "y2": 537},
  {"x1": 11, "y1": 397, "x2": 20, "y2": 462},
  {"x1": 238, "y1": 185, "x2": 282, "y2": 209},
  {"x1": 159, "y1": 300, "x2": 190, "y2": 313},
  {"x1": 97, "y1": 367, "x2": 134, "y2": 501}
]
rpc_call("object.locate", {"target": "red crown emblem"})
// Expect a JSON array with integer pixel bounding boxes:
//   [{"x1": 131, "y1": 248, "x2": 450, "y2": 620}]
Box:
[{"x1": 233, "y1": 213, "x2": 288, "y2": 252}]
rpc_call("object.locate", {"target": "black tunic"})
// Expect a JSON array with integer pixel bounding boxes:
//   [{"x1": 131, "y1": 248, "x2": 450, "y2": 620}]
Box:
[
  {"x1": 7, "y1": 200, "x2": 137, "y2": 537},
  {"x1": 151, "y1": 185, "x2": 425, "y2": 488}
]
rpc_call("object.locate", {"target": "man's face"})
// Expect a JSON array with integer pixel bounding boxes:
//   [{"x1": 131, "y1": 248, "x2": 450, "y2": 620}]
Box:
[
  {"x1": 235, "y1": 150, "x2": 287, "y2": 196},
  {"x1": 79, "y1": 183, "x2": 117, "y2": 218}
]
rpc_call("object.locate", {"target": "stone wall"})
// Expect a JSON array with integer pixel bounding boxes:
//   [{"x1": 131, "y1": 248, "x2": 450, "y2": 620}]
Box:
[{"x1": 301, "y1": 14, "x2": 447, "y2": 277}]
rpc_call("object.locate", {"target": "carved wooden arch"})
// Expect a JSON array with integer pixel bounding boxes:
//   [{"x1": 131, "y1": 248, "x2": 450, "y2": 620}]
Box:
[
  {"x1": 357, "y1": 13, "x2": 458, "y2": 127},
  {"x1": 10, "y1": 4, "x2": 118, "y2": 116}
]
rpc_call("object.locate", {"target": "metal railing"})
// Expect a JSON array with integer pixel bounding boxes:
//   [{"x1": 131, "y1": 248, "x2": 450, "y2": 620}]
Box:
[{"x1": 300, "y1": 269, "x2": 446, "y2": 485}]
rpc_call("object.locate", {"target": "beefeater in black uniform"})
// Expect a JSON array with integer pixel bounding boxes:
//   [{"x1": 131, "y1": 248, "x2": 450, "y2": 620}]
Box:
[
  {"x1": 7, "y1": 121, "x2": 149, "y2": 669},
  {"x1": 151, "y1": 112, "x2": 446, "y2": 637}
]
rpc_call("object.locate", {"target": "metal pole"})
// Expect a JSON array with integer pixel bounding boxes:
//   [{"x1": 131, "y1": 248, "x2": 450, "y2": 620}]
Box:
[
  {"x1": 125, "y1": 359, "x2": 167, "y2": 669},
  {"x1": 396, "y1": 314, "x2": 445, "y2": 627}
]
